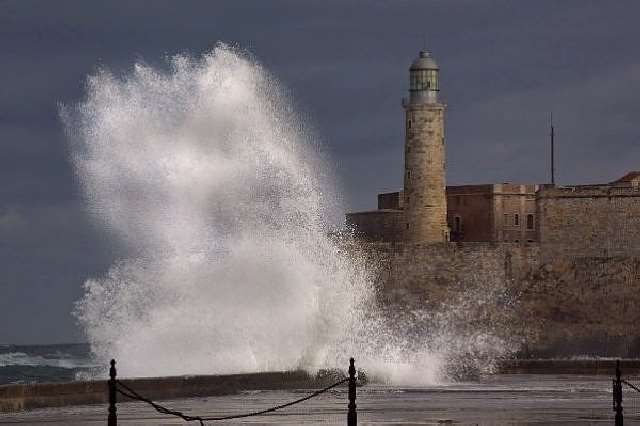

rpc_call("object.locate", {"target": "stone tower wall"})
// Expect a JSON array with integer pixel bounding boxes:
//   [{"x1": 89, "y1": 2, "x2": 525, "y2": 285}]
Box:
[{"x1": 403, "y1": 104, "x2": 448, "y2": 242}]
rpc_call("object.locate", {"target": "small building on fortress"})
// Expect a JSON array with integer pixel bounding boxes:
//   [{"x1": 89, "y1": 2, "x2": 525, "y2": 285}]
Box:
[
  {"x1": 346, "y1": 50, "x2": 640, "y2": 257},
  {"x1": 346, "y1": 51, "x2": 640, "y2": 357}
]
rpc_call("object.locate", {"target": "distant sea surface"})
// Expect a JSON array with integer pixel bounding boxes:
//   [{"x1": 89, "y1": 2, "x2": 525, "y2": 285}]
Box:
[{"x1": 0, "y1": 343, "x2": 99, "y2": 385}]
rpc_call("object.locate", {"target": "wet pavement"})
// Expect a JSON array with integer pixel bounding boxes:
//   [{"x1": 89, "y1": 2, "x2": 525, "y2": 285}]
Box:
[{"x1": 1, "y1": 374, "x2": 635, "y2": 425}]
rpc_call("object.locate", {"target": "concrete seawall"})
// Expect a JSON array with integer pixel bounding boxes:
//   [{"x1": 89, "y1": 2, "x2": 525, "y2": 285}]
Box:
[
  {"x1": 3, "y1": 360, "x2": 639, "y2": 413},
  {"x1": 0, "y1": 370, "x2": 342, "y2": 413}
]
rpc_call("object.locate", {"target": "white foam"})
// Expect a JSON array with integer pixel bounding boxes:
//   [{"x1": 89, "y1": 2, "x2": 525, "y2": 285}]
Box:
[{"x1": 62, "y1": 45, "x2": 390, "y2": 379}]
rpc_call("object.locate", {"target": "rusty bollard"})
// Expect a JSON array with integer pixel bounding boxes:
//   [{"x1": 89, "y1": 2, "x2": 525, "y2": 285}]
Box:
[
  {"x1": 348, "y1": 357, "x2": 357, "y2": 426},
  {"x1": 108, "y1": 359, "x2": 117, "y2": 426}
]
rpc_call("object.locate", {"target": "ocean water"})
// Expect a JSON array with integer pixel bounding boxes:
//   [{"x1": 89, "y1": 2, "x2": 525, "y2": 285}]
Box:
[{"x1": 0, "y1": 343, "x2": 99, "y2": 385}]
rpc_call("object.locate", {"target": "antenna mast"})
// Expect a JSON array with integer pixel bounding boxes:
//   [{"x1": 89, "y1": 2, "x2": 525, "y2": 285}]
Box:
[{"x1": 550, "y1": 113, "x2": 555, "y2": 185}]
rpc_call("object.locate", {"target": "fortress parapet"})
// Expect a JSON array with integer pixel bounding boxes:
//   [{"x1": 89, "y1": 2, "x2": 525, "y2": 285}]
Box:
[{"x1": 537, "y1": 175, "x2": 640, "y2": 258}]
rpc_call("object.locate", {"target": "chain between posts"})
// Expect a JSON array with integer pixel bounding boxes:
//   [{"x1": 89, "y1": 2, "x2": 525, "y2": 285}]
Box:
[{"x1": 107, "y1": 358, "x2": 358, "y2": 425}]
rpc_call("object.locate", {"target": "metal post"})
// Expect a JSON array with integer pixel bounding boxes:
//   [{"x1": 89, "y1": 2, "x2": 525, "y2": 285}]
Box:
[
  {"x1": 615, "y1": 359, "x2": 623, "y2": 426},
  {"x1": 348, "y1": 357, "x2": 357, "y2": 426},
  {"x1": 108, "y1": 359, "x2": 117, "y2": 426},
  {"x1": 550, "y1": 112, "x2": 555, "y2": 185}
]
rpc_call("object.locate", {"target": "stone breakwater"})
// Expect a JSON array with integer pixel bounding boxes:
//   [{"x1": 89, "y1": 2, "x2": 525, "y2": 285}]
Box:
[{"x1": 0, "y1": 370, "x2": 342, "y2": 413}]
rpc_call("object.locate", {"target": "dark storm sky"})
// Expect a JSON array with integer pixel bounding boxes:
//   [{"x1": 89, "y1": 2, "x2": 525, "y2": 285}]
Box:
[{"x1": 2, "y1": 1, "x2": 639, "y2": 344}]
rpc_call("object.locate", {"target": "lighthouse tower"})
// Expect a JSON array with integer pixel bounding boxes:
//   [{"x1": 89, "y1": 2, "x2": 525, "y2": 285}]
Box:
[{"x1": 403, "y1": 51, "x2": 449, "y2": 242}]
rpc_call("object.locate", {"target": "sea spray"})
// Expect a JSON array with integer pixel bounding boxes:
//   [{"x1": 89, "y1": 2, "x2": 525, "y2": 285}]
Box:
[
  {"x1": 62, "y1": 45, "x2": 390, "y2": 378},
  {"x1": 62, "y1": 44, "x2": 510, "y2": 383}
]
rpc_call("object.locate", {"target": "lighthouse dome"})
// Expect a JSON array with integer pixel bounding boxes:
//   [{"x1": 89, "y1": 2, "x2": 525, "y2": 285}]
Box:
[{"x1": 410, "y1": 51, "x2": 439, "y2": 70}]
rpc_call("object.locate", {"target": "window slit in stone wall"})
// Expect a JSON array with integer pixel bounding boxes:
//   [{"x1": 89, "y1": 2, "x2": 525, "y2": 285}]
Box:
[
  {"x1": 515, "y1": 214, "x2": 520, "y2": 226},
  {"x1": 454, "y1": 216, "x2": 462, "y2": 233},
  {"x1": 527, "y1": 214, "x2": 534, "y2": 230}
]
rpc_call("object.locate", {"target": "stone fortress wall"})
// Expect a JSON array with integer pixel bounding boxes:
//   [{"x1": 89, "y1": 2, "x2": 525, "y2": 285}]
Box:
[
  {"x1": 351, "y1": 178, "x2": 640, "y2": 357},
  {"x1": 364, "y1": 241, "x2": 640, "y2": 357},
  {"x1": 537, "y1": 182, "x2": 640, "y2": 259}
]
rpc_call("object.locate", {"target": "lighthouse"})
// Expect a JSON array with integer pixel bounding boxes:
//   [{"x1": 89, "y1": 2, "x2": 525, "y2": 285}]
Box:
[{"x1": 403, "y1": 51, "x2": 449, "y2": 242}]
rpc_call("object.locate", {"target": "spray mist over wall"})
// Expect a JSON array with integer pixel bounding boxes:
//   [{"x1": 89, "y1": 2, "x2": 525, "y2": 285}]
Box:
[{"x1": 62, "y1": 45, "x2": 509, "y2": 382}]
